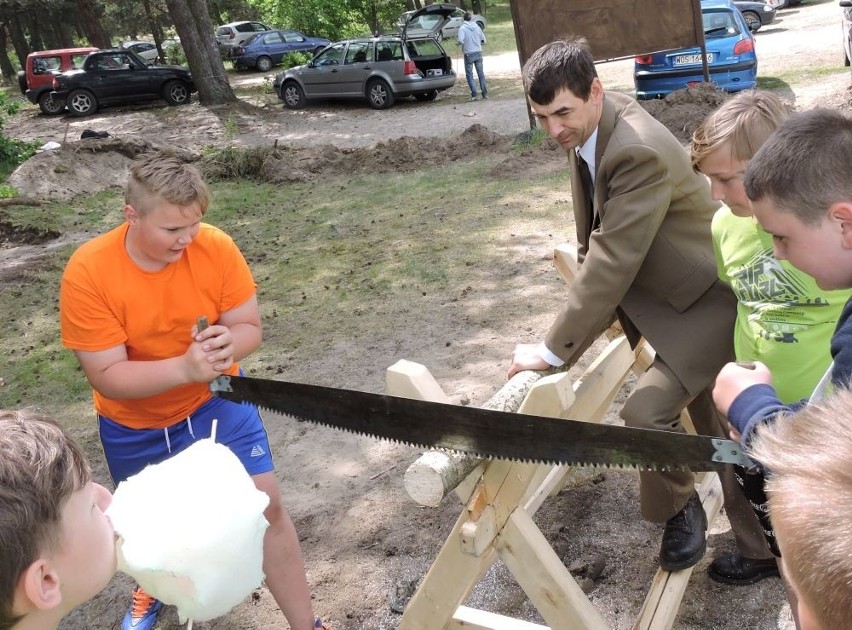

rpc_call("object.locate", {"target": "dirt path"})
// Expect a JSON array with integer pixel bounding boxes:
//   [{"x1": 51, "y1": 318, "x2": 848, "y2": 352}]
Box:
[{"x1": 3, "y1": 3, "x2": 849, "y2": 629}]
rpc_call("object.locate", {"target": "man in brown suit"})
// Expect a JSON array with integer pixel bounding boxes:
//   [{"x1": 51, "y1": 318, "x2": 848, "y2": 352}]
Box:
[{"x1": 508, "y1": 37, "x2": 775, "y2": 581}]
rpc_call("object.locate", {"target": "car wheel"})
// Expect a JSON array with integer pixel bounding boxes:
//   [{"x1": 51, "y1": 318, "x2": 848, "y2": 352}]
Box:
[
  {"x1": 67, "y1": 89, "x2": 97, "y2": 117},
  {"x1": 414, "y1": 90, "x2": 438, "y2": 102},
  {"x1": 163, "y1": 80, "x2": 191, "y2": 105},
  {"x1": 38, "y1": 91, "x2": 64, "y2": 115},
  {"x1": 742, "y1": 11, "x2": 761, "y2": 32},
  {"x1": 281, "y1": 80, "x2": 306, "y2": 108},
  {"x1": 366, "y1": 78, "x2": 395, "y2": 110},
  {"x1": 256, "y1": 56, "x2": 273, "y2": 72},
  {"x1": 476, "y1": 20, "x2": 485, "y2": 30}
]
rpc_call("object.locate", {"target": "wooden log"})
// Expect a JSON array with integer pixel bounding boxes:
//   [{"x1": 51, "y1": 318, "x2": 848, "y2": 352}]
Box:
[
  {"x1": 449, "y1": 605, "x2": 549, "y2": 629},
  {"x1": 0, "y1": 197, "x2": 42, "y2": 207},
  {"x1": 633, "y1": 472, "x2": 724, "y2": 630},
  {"x1": 399, "y1": 369, "x2": 553, "y2": 508}
]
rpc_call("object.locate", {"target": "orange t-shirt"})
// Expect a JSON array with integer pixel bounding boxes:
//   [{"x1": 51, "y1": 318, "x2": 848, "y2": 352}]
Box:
[{"x1": 60, "y1": 222, "x2": 257, "y2": 429}]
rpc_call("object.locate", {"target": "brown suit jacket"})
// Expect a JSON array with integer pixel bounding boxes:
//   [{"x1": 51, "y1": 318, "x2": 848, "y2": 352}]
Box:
[{"x1": 545, "y1": 91, "x2": 736, "y2": 395}]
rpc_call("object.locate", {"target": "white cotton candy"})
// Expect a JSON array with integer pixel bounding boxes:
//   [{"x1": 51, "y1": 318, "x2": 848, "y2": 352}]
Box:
[{"x1": 106, "y1": 438, "x2": 270, "y2": 622}]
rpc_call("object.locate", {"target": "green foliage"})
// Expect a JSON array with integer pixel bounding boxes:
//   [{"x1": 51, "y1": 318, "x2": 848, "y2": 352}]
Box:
[
  {"x1": 0, "y1": 93, "x2": 39, "y2": 176},
  {"x1": 165, "y1": 41, "x2": 188, "y2": 66},
  {"x1": 0, "y1": 183, "x2": 18, "y2": 198},
  {"x1": 282, "y1": 51, "x2": 311, "y2": 69},
  {"x1": 510, "y1": 127, "x2": 549, "y2": 154}
]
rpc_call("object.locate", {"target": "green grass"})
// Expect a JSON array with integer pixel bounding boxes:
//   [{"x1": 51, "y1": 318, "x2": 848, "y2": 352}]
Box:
[
  {"x1": 758, "y1": 64, "x2": 849, "y2": 88},
  {"x1": 0, "y1": 158, "x2": 568, "y2": 432},
  {"x1": 480, "y1": 3, "x2": 518, "y2": 54}
]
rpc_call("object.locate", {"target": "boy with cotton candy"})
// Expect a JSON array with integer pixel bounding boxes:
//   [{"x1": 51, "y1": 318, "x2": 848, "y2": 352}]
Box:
[
  {"x1": 108, "y1": 426, "x2": 270, "y2": 623},
  {"x1": 59, "y1": 153, "x2": 327, "y2": 630},
  {"x1": 0, "y1": 409, "x2": 115, "y2": 630}
]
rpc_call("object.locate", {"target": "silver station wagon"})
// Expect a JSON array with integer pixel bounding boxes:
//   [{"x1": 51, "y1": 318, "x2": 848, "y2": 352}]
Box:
[{"x1": 273, "y1": 34, "x2": 456, "y2": 110}]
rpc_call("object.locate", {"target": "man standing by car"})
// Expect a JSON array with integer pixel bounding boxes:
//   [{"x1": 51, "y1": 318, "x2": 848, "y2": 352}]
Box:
[
  {"x1": 508, "y1": 37, "x2": 774, "y2": 577},
  {"x1": 457, "y1": 12, "x2": 487, "y2": 101}
]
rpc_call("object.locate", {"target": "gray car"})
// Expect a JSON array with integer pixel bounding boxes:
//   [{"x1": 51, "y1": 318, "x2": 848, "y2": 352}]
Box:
[{"x1": 273, "y1": 35, "x2": 456, "y2": 109}]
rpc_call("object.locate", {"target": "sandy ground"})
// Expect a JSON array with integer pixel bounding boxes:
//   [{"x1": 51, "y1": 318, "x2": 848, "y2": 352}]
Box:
[{"x1": 2, "y1": 2, "x2": 850, "y2": 628}]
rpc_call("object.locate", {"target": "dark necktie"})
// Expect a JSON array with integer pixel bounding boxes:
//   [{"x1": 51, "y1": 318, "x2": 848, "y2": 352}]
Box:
[{"x1": 577, "y1": 156, "x2": 600, "y2": 232}]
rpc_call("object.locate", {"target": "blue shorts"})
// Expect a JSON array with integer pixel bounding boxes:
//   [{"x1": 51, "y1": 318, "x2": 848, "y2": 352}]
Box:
[{"x1": 99, "y1": 396, "x2": 274, "y2": 484}]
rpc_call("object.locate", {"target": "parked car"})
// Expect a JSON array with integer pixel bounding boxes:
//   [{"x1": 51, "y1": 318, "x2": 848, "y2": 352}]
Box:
[
  {"x1": 232, "y1": 29, "x2": 330, "y2": 71},
  {"x1": 733, "y1": 0, "x2": 777, "y2": 30},
  {"x1": 399, "y1": 3, "x2": 486, "y2": 41},
  {"x1": 842, "y1": 0, "x2": 852, "y2": 65},
  {"x1": 17, "y1": 46, "x2": 98, "y2": 114},
  {"x1": 50, "y1": 49, "x2": 196, "y2": 117},
  {"x1": 121, "y1": 40, "x2": 159, "y2": 64},
  {"x1": 215, "y1": 20, "x2": 274, "y2": 57},
  {"x1": 273, "y1": 34, "x2": 456, "y2": 110},
  {"x1": 634, "y1": 0, "x2": 757, "y2": 99}
]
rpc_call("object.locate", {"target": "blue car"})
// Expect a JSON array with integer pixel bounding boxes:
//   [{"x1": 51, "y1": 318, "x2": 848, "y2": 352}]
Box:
[
  {"x1": 232, "y1": 29, "x2": 331, "y2": 72},
  {"x1": 634, "y1": 0, "x2": 757, "y2": 99}
]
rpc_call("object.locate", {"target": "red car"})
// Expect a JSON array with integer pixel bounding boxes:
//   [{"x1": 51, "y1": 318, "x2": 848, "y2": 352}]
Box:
[{"x1": 17, "y1": 47, "x2": 98, "y2": 114}]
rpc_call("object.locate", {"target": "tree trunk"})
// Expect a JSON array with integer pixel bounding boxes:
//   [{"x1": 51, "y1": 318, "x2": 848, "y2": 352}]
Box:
[
  {"x1": 142, "y1": 0, "x2": 168, "y2": 64},
  {"x1": 75, "y1": 0, "x2": 111, "y2": 48},
  {"x1": 165, "y1": 0, "x2": 236, "y2": 105},
  {"x1": 0, "y1": 28, "x2": 17, "y2": 83},
  {"x1": 8, "y1": 13, "x2": 29, "y2": 70}
]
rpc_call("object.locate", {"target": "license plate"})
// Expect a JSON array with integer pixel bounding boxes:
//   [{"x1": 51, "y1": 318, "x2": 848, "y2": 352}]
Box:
[{"x1": 673, "y1": 53, "x2": 714, "y2": 66}]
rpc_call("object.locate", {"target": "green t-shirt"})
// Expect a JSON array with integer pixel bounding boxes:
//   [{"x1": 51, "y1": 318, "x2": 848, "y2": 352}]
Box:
[{"x1": 712, "y1": 206, "x2": 850, "y2": 403}]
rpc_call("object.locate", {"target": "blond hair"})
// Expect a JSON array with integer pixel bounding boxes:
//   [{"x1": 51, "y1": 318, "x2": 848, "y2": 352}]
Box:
[
  {"x1": 0, "y1": 409, "x2": 91, "y2": 629},
  {"x1": 125, "y1": 152, "x2": 210, "y2": 217},
  {"x1": 690, "y1": 90, "x2": 789, "y2": 172},
  {"x1": 749, "y1": 390, "x2": 852, "y2": 630}
]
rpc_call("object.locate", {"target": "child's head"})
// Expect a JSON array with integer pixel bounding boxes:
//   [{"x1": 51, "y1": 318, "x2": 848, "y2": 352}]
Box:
[
  {"x1": 690, "y1": 90, "x2": 789, "y2": 217},
  {"x1": 124, "y1": 153, "x2": 210, "y2": 219},
  {"x1": 744, "y1": 108, "x2": 852, "y2": 290},
  {"x1": 749, "y1": 390, "x2": 852, "y2": 630},
  {"x1": 0, "y1": 410, "x2": 115, "y2": 629}
]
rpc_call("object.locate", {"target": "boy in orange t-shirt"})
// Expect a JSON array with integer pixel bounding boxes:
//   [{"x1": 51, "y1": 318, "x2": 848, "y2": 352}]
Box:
[{"x1": 60, "y1": 154, "x2": 323, "y2": 630}]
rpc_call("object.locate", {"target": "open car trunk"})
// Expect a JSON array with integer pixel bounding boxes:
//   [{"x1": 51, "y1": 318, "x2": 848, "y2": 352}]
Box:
[{"x1": 406, "y1": 38, "x2": 454, "y2": 77}]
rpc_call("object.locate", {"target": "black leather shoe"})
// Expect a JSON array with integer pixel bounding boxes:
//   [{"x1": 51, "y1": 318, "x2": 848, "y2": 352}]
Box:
[
  {"x1": 708, "y1": 553, "x2": 780, "y2": 585},
  {"x1": 659, "y1": 492, "x2": 707, "y2": 571}
]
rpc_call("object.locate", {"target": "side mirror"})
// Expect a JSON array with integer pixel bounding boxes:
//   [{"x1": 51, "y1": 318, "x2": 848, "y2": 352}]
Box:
[{"x1": 842, "y1": 0, "x2": 852, "y2": 6}]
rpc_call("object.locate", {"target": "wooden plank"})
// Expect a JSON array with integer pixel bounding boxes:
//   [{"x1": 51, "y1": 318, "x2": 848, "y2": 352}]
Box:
[
  {"x1": 449, "y1": 606, "x2": 550, "y2": 630},
  {"x1": 386, "y1": 359, "x2": 452, "y2": 403},
  {"x1": 497, "y1": 509, "x2": 610, "y2": 630},
  {"x1": 633, "y1": 473, "x2": 724, "y2": 630}
]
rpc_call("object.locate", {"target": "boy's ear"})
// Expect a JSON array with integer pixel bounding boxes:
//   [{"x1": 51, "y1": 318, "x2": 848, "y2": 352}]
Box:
[
  {"x1": 18, "y1": 559, "x2": 63, "y2": 612},
  {"x1": 124, "y1": 203, "x2": 139, "y2": 224},
  {"x1": 830, "y1": 201, "x2": 852, "y2": 249}
]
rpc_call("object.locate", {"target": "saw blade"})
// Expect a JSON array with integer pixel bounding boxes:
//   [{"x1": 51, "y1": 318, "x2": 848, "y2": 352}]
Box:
[{"x1": 210, "y1": 375, "x2": 751, "y2": 472}]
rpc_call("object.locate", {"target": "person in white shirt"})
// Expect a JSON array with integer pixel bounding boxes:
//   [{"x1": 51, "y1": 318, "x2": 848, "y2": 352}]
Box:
[{"x1": 456, "y1": 12, "x2": 487, "y2": 101}]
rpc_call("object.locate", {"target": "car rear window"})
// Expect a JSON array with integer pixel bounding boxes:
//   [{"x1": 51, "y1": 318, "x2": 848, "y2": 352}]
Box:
[
  {"x1": 34, "y1": 56, "x2": 62, "y2": 72},
  {"x1": 407, "y1": 39, "x2": 443, "y2": 57},
  {"x1": 702, "y1": 10, "x2": 741, "y2": 38}
]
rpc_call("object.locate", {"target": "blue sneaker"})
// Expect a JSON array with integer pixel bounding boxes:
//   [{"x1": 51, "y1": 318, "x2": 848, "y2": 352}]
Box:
[{"x1": 121, "y1": 587, "x2": 163, "y2": 630}]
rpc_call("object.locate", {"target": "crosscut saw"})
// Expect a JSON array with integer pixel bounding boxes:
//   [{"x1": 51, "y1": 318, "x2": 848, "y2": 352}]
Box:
[{"x1": 209, "y1": 375, "x2": 751, "y2": 472}]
